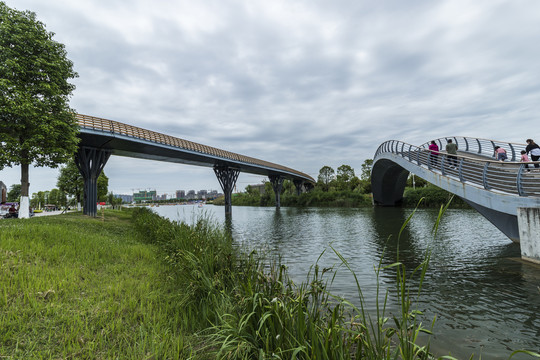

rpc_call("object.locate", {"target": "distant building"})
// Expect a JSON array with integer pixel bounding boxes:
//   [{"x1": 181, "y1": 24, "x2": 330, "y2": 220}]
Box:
[
  {"x1": 176, "y1": 190, "x2": 185, "y2": 199},
  {"x1": 157, "y1": 194, "x2": 168, "y2": 201},
  {"x1": 186, "y1": 190, "x2": 196, "y2": 200},
  {"x1": 207, "y1": 190, "x2": 220, "y2": 199},
  {"x1": 114, "y1": 194, "x2": 133, "y2": 203},
  {"x1": 133, "y1": 190, "x2": 156, "y2": 202},
  {"x1": 198, "y1": 190, "x2": 208, "y2": 199}
]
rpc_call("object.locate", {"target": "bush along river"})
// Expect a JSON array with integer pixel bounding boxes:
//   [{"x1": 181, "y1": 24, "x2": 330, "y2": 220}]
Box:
[{"x1": 153, "y1": 204, "x2": 540, "y2": 359}]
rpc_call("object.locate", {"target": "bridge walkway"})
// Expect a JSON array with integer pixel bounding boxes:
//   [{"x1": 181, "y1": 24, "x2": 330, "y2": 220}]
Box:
[{"x1": 372, "y1": 137, "x2": 540, "y2": 250}]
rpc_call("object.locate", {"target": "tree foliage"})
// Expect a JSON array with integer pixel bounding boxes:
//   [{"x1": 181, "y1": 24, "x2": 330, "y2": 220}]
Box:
[
  {"x1": 336, "y1": 164, "x2": 358, "y2": 190},
  {"x1": 0, "y1": 2, "x2": 79, "y2": 201},
  {"x1": 57, "y1": 160, "x2": 109, "y2": 203},
  {"x1": 7, "y1": 184, "x2": 20, "y2": 202},
  {"x1": 317, "y1": 166, "x2": 335, "y2": 191},
  {"x1": 97, "y1": 172, "x2": 109, "y2": 202},
  {"x1": 57, "y1": 160, "x2": 83, "y2": 203},
  {"x1": 360, "y1": 159, "x2": 373, "y2": 181}
]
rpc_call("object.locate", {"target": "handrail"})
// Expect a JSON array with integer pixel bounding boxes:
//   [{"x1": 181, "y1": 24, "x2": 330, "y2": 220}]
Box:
[
  {"x1": 419, "y1": 136, "x2": 528, "y2": 162},
  {"x1": 76, "y1": 114, "x2": 314, "y2": 182},
  {"x1": 375, "y1": 139, "x2": 540, "y2": 197}
]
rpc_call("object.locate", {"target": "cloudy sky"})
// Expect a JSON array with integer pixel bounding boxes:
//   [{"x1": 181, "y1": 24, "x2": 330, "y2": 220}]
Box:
[{"x1": 3, "y1": 0, "x2": 540, "y2": 196}]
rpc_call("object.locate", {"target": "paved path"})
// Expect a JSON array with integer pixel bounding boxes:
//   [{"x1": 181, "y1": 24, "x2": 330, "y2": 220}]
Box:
[{"x1": 33, "y1": 210, "x2": 74, "y2": 217}]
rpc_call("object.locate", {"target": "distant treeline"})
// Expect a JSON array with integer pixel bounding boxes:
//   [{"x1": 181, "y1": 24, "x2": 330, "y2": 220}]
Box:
[{"x1": 213, "y1": 162, "x2": 469, "y2": 209}]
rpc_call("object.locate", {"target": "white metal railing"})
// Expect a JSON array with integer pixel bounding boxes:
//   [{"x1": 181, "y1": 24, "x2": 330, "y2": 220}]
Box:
[
  {"x1": 375, "y1": 139, "x2": 540, "y2": 197},
  {"x1": 419, "y1": 137, "x2": 527, "y2": 162}
]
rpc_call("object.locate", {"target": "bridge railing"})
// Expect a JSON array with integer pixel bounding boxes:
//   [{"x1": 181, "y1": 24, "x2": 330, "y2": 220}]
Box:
[
  {"x1": 76, "y1": 114, "x2": 314, "y2": 181},
  {"x1": 375, "y1": 140, "x2": 540, "y2": 197},
  {"x1": 419, "y1": 136, "x2": 528, "y2": 162}
]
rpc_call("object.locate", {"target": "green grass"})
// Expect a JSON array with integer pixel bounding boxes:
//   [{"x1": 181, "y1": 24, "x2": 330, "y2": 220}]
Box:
[
  {"x1": 0, "y1": 210, "x2": 190, "y2": 359},
  {"x1": 2, "y1": 207, "x2": 539, "y2": 359}
]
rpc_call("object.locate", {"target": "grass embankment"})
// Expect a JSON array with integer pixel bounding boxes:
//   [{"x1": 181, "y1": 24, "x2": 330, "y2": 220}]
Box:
[
  {"x1": 0, "y1": 210, "x2": 188, "y2": 358},
  {"x1": 1, "y1": 208, "x2": 443, "y2": 359},
  {"x1": 6, "y1": 207, "x2": 535, "y2": 359}
]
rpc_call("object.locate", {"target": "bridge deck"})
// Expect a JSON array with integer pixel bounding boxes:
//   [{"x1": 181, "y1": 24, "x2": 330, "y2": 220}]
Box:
[{"x1": 76, "y1": 114, "x2": 314, "y2": 183}]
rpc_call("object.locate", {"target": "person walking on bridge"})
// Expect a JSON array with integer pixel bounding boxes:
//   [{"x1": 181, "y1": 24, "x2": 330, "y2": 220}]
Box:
[
  {"x1": 521, "y1": 150, "x2": 531, "y2": 172},
  {"x1": 494, "y1": 146, "x2": 507, "y2": 161},
  {"x1": 525, "y1": 139, "x2": 540, "y2": 168},
  {"x1": 446, "y1": 139, "x2": 458, "y2": 167},
  {"x1": 429, "y1": 140, "x2": 439, "y2": 168}
]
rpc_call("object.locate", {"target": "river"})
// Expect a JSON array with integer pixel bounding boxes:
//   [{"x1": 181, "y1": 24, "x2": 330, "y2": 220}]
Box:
[{"x1": 153, "y1": 204, "x2": 540, "y2": 359}]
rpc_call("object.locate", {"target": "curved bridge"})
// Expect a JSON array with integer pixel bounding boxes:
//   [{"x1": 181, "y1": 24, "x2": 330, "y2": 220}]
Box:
[
  {"x1": 74, "y1": 114, "x2": 315, "y2": 216},
  {"x1": 372, "y1": 137, "x2": 540, "y2": 243}
]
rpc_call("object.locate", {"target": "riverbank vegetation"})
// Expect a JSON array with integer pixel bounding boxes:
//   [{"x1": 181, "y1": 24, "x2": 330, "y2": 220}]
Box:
[
  {"x1": 215, "y1": 161, "x2": 469, "y2": 209},
  {"x1": 2, "y1": 208, "x2": 537, "y2": 359}
]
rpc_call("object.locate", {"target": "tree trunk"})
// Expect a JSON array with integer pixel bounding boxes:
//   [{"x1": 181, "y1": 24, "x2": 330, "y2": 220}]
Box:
[{"x1": 19, "y1": 162, "x2": 30, "y2": 218}]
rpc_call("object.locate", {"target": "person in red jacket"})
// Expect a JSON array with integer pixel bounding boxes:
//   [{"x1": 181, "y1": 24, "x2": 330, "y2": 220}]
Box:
[{"x1": 428, "y1": 140, "x2": 439, "y2": 168}]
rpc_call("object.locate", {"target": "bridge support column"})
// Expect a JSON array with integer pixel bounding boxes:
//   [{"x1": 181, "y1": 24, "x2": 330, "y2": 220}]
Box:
[
  {"x1": 214, "y1": 165, "x2": 240, "y2": 216},
  {"x1": 517, "y1": 208, "x2": 540, "y2": 264},
  {"x1": 269, "y1": 175, "x2": 284, "y2": 209},
  {"x1": 75, "y1": 146, "x2": 111, "y2": 217},
  {"x1": 293, "y1": 179, "x2": 304, "y2": 196}
]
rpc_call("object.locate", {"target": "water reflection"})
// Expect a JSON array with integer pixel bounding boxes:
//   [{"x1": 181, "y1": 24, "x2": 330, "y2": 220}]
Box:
[
  {"x1": 154, "y1": 205, "x2": 540, "y2": 359},
  {"x1": 369, "y1": 206, "x2": 426, "y2": 271}
]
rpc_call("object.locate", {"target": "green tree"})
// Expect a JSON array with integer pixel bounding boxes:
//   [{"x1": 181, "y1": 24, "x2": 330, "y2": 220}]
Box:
[
  {"x1": 107, "y1": 192, "x2": 122, "y2": 209},
  {"x1": 317, "y1": 166, "x2": 335, "y2": 191},
  {"x1": 336, "y1": 164, "x2": 356, "y2": 190},
  {"x1": 48, "y1": 188, "x2": 66, "y2": 207},
  {"x1": 30, "y1": 191, "x2": 45, "y2": 209},
  {"x1": 57, "y1": 160, "x2": 108, "y2": 207},
  {"x1": 359, "y1": 159, "x2": 374, "y2": 194},
  {"x1": 0, "y1": 2, "x2": 79, "y2": 218},
  {"x1": 7, "y1": 184, "x2": 21, "y2": 202},
  {"x1": 97, "y1": 172, "x2": 109, "y2": 202},
  {"x1": 360, "y1": 159, "x2": 373, "y2": 181},
  {"x1": 57, "y1": 160, "x2": 83, "y2": 207}
]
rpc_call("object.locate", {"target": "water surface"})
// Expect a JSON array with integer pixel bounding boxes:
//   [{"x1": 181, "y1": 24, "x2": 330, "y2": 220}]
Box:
[{"x1": 154, "y1": 204, "x2": 540, "y2": 359}]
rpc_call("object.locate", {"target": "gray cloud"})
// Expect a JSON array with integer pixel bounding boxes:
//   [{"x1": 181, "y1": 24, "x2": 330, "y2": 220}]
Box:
[{"x1": 3, "y1": 0, "x2": 540, "y2": 195}]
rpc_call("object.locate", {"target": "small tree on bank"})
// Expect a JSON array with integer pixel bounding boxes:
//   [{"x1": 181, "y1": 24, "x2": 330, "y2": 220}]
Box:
[
  {"x1": 317, "y1": 166, "x2": 335, "y2": 191},
  {"x1": 58, "y1": 160, "x2": 109, "y2": 209},
  {"x1": 0, "y1": 2, "x2": 79, "y2": 218}
]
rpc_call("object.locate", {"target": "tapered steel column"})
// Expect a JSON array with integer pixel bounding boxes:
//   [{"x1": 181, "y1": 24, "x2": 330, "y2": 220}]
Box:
[
  {"x1": 269, "y1": 175, "x2": 284, "y2": 209},
  {"x1": 214, "y1": 165, "x2": 240, "y2": 216},
  {"x1": 75, "y1": 147, "x2": 111, "y2": 217},
  {"x1": 293, "y1": 179, "x2": 304, "y2": 196}
]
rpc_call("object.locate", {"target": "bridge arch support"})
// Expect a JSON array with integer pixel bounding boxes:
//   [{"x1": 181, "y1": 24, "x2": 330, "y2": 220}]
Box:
[{"x1": 371, "y1": 159, "x2": 409, "y2": 206}]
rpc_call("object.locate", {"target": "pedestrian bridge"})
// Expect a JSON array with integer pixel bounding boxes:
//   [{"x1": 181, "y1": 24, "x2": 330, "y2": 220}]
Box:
[
  {"x1": 372, "y1": 137, "x2": 540, "y2": 252},
  {"x1": 75, "y1": 114, "x2": 315, "y2": 216}
]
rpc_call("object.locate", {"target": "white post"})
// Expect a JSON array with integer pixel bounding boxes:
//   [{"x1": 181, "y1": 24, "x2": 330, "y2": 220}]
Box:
[
  {"x1": 19, "y1": 196, "x2": 30, "y2": 219},
  {"x1": 517, "y1": 208, "x2": 540, "y2": 264}
]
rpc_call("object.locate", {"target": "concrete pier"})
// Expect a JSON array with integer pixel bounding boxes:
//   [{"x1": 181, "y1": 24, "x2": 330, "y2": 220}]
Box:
[{"x1": 517, "y1": 208, "x2": 540, "y2": 264}]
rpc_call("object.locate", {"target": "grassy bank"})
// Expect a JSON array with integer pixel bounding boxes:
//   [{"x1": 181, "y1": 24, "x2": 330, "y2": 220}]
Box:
[
  {"x1": 0, "y1": 210, "x2": 190, "y2": 358},
  {"x1": 2, "y1": 208, "x2": 535, "y2": 359}
]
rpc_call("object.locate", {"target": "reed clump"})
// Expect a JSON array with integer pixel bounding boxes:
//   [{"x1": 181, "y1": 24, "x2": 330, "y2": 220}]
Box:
[{"x1": 129, "y1": 206, "x2": 449, "y2": 359}]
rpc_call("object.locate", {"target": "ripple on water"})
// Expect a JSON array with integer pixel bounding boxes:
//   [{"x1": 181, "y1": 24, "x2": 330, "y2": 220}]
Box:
[{"x1": 154, "y1": 205, "x2": 540, "y2": 360}]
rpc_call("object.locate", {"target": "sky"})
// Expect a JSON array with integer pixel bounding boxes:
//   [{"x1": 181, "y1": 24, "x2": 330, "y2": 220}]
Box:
[{"x1": 3, "y1": 0, "x2": 540, "y2": 196}]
